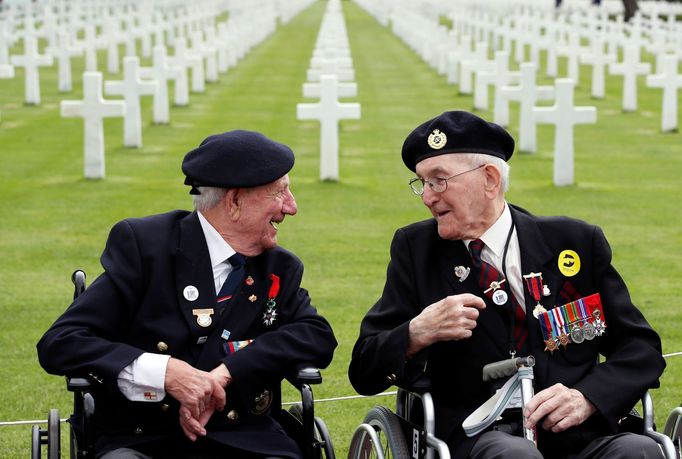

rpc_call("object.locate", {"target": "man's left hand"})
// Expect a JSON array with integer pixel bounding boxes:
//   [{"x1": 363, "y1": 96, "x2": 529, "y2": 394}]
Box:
[
  {"x1": 524, "y1": 383, "x2": 597, "y2": 432},
  {"x1": 178, "y1": 364, "x2": 233, "y2": 441}
]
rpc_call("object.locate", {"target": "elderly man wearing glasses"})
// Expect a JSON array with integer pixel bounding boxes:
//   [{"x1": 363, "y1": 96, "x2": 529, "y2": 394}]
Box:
[{"x1": 348, "y1": 111, "x2": 665, "y2": 459}]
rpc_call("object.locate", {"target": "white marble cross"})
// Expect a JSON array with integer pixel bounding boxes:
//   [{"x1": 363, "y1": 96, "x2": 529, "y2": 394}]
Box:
[
  {"x1": 476, "y1": 50, "x2": 518, "y2": 112},
  {"x1": 0, "y1": 63, "x2": 14, "y2": 79},
  {"x1": 192, "y1": 31, "x2": 218, "y2": 83},
  {"x1": 533, "y1": 79, "x2": 597, "y2": 187},
  {"x1": 557, "y1": 30, "x2": 584, "y2": 85},
  {"x1": 171, "y1": 36, "x2": 202, "y2": 97},
  {"x1": 579, "y1": 37, "x2": 615, "y2": 99},
  {"x1": 61, "y1": 72, "x2": 126, "y2": 179},
  {"x1": 498, "y1": 62, "x2": 554, "y2": 152},
  {"x1": 49, "y1": 30, "x2": 82, "y2": 93},
  {"x1": 459, "y1": 41, "x2": 491, "y2": 96},
  {"x1": 297, "y1": 75, "x2": 361, "y2": 181},
  {"x1": 139, "y1": 45, "x2": 181, "y2": 124},
  {"x1": 306, "y1": 57, "x2": 354, "y2": 82},
  {"x1": 83, "y1": 24, "x2": 99, "y2": 72},
  {"x1": 105, "y1": 56, "x2": 158, "y2": 147},
  {"x1": 10, "y1": 34, "x2": 53, "y2": 105},
  {"x1": 646, "y1": 54, "x2": 682, "y2": 132},
  {"x1": 609, "y1": 45, "x2": 651, "y2": 112},
  {"x1": 303, "y1": 80, "x2": 357, "y2": 99}
]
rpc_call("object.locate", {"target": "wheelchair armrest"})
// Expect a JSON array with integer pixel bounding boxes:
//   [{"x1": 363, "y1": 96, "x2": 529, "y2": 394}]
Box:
[
  {"x1": 296, "y1": 367, "x2": 322, "y2": 386},
  {"x1": 66, "y1": 377, "x2": 93, "y2": 392}
]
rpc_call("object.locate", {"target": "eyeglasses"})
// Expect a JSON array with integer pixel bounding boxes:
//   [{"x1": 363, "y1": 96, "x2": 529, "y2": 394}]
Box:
[{"x1": 408, "y1": 165, "x2": 485, "y2": 196}]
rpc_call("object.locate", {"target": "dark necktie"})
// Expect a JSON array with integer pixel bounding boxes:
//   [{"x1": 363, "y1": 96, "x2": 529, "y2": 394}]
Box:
[
  {"x1": 469, "y1": 239, "x2": 527, "y2": 352},
  {"x1": 217, "y1": 253, "x2": 245, "y2": 302}
]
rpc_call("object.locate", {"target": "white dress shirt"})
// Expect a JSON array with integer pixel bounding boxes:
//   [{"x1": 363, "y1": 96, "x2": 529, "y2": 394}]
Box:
[{"x1": 117, "y1": 211, "x2": 236, "y2": 401}]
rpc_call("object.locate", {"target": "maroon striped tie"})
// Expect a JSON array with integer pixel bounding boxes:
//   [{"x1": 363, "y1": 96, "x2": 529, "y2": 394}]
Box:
[{"x1": 469, "y1": 239, "x2": 527, "y2": 351}]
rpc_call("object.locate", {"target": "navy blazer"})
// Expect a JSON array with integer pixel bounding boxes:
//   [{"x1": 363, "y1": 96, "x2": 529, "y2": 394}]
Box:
[
  {"x1": 348, "y1": 205, "x2": 664, "y2": 458},
  {"x1": 38, "y1": 210, "x2": 337, "y2": 457}
]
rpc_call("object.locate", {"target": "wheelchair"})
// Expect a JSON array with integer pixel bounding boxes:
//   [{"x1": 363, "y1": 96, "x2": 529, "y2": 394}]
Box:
[
  {"x1": 348, "y1": 356, "x2": 682, "y2": 459},
  {"x1": 32, "y1": 270, "x2": 335, "y2": 459}
]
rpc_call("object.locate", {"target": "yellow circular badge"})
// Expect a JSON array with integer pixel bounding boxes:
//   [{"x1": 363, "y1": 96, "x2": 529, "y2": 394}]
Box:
[{"x1": 558, "y1": 250, "x2": 581, "y2": 277}]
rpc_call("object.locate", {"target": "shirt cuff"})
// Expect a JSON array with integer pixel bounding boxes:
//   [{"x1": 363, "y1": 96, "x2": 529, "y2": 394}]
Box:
[{"x1": 117, "y1": 353, "x2": 171, "y2": 402}]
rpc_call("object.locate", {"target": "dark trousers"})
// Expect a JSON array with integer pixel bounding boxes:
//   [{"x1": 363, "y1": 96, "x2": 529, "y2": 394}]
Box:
[{"x1": 469, "y1": 431, "x2": 663, "y2": 459}]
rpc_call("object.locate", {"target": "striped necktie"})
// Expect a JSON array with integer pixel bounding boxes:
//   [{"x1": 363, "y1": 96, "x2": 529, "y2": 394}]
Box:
[
  {"x1": 469, "y1": 239, "x2": 527, "y2": 352},
  {"x1": 217, "y1": 253, "x2": 245, "y2": 302}
]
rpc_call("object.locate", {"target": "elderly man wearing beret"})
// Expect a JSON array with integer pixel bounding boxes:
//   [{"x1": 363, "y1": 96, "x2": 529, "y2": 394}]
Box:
[
  {"x1": 348, "y1": 111, "x2": 665, "y2": 458},
  {"x1": 38, "y1": 131, "x2": 337, "y2": 459}
]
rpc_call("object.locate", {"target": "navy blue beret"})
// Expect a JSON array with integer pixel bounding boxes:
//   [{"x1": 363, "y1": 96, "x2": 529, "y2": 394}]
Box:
[
  {"x1": 182, "y1": 130, "x2": 295, "y2": 194},
  {"x1": 401, "y1": 111, "x2": 515, "y2": 172}
]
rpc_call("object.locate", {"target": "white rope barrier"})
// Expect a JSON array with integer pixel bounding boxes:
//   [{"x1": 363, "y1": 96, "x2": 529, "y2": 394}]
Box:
[{"x1": 5, "y1": 352, "x2": 682, "y2": 427}]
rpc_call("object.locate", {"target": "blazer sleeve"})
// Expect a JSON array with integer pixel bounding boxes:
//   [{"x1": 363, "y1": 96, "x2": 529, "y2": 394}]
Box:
[
  {"x1": 572, "y1": 225, "x2": 665, "y2": 430},
  {"x1": 37, "y1": 220, "x2": 147, "y2": 383},
  {"x1": 349, "y1": 228, "x2": 428, "y2": 395},
  {"x1": 222, "y1": 260, "x2": 337, "y2": 391}
]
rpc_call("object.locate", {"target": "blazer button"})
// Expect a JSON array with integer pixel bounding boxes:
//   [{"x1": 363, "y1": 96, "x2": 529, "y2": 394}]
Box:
[
  {"x1": 134, "y1": 427, "x2": 143, "y2": 435},
  {"x1": 386, "y1": 373, "x2": 397, "y2": 383},
  {"x1": 161, "y1": 403, "x2": 170, "y2": 412},
  {"x1": 157, "y1": 341, "x2": 169, "y2": 352},
  {"x1": 226, "y1": 410, "x2": 239, "y2": 421}
]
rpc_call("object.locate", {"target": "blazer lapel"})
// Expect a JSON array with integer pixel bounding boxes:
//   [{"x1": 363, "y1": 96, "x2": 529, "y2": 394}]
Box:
[
  {"x1": 440, "y1": 238, "x2": 510, "y2": 357},
  {"x1": 175, "y1": 212, "x2": 217, "y2": 359},
  {"x1": 511, "y1": 206, "x2": 559, "y2": 379}
]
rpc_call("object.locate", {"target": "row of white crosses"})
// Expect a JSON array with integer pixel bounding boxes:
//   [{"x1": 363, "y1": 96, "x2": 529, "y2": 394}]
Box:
[
  {"x1": 362, "y1": 0, "x2": 682, "y2": 186},
  {"x1": 3, "y1": 0, "x2": 288, "y2": 180},
  {"x1": 297, "y1": 0, "x2": 361, "y2": 182}
]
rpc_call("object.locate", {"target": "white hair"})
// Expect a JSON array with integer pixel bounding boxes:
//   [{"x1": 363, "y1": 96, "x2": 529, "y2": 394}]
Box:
[
  {"x1": 457, "y1": 153, "x2": 510, "y2": 193},
  {"x1": 191, "y1": 186, "x2": 228, "y2": 212}
]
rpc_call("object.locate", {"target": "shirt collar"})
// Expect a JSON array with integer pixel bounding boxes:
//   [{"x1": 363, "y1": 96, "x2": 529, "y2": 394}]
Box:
[
  {"x1": 464, "y1": 202, "x2": 512, "y2": 256},
  {"x1": 197, "y1": 211, "x2": 236, "y2": 269}
]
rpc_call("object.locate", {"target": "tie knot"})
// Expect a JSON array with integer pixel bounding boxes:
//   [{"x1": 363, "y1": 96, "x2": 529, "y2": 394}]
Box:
[
  {"x1": 469, "y1": 239, "x2": 485, "y2": 261},
  {"x1": 228, "y1": 253, "x2": 245, "y2": 268}
]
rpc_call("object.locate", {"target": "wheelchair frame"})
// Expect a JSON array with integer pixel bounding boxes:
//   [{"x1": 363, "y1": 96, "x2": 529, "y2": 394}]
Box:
[{"x1": 31, "y1": 270, "x2": 335, "y2": 459}]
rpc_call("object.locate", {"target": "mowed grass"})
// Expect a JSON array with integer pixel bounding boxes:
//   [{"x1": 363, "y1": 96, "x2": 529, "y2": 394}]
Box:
[{"x1": 1, "y1": 1, "x2": 681, "y2": 457}]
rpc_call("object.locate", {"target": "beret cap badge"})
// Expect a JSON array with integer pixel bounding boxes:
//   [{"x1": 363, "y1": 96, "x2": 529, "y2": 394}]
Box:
[{"x1": 427, "y1": 129, "x2": 447, "y2": 150}]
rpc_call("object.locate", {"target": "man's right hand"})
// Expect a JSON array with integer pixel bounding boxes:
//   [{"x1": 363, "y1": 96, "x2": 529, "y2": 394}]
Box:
[
  {"x1": 164, "y1": 358, "x2": 226, "y2": 420},
  {"x1": 407, "y1": 293, "x2": 486, "y2": 357}
]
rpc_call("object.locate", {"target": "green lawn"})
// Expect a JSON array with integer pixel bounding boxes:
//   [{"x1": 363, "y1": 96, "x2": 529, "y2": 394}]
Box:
[{"x1": 1, "y1": 1, "x2": 681, "y2": 457}]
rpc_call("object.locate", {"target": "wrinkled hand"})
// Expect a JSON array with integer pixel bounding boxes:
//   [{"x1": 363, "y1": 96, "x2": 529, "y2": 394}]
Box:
[
  {"x1": 407, "y1": 294, "x2": 486, "y2": 358},
  {"x1": 524, "y1": 383, "x2": 597, "y2": 433},
  {"x1": 175, "y1": 363, "x2": 232, "y2": 441}
]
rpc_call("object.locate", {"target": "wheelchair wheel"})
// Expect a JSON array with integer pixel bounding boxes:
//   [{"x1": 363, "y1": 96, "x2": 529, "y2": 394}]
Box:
[
  {"x1": 47, "y1": 408, "x2": 60, "y2": 459},
  {"x1": 348, "y1": 406, "x2": 409, "y2": 459},
  {"x1": 314, "y1": 416, "x2": 336, "y2": 459}
]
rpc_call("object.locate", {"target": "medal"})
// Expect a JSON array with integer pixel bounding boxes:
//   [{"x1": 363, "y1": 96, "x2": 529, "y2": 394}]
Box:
[
  {"x1": 532, "y1": 304, "x2": 548, "y2": 319},
  {"x1": 245, "y1": 276, "x2": 255, "y2": 286},
  {"x1": 544, "y1": 337, "x2": 558, "y2": 353},
  {"x1": 263, "y1": 274, "x2": 280, "y2": 326},
  {"x1": 192, "y1": 308, "x2": 214, "y2": 328},
  {"x1": 523, "y1": 272, "x2": 547, "y2": 319},
  {"x1": 543, "y1": 285, "x2": 551, "y2": 296},
  {"x1": 592, "y1": 309, "x2": 607, "y2": 336},
  {"x1": 570, "y1": 325, "x2": 585, "y2": 343},
  {"x1": 492, "y1": 289, "x2": 508, "y2": 305},
  {"x1": 454, "y1": 265, "x2": 470, "y2": 282},
  {"x1": 558, "y1": 333, "x2": 571, "y2": 348},
  {"x1": 183, "y1": 285, "x2": 199, "y2": 301},
  {"x1": 582, "y1": 321, "x2": 596, "y2": 340}
]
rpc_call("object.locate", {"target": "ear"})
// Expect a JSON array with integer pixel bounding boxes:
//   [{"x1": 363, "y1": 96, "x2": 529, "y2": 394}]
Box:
[
  {"x1": 482, "y1": 164, "x2": 502, "y2": 199},
  {"x1": 224, "y1": 188, "x2": 242, "y2": 221}
]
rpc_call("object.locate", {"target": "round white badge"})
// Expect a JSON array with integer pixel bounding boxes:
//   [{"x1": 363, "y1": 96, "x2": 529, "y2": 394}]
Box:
[
  {"x1": 492, "y1": 289, "x2": 508, "y2": 305},
  {"x1": 183, "y1": 285, "x2": 199, "y2": 302}
]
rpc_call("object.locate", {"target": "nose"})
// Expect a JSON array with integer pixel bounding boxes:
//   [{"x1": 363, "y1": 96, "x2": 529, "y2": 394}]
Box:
[
  {"x1": 283, "y1": 189, "x2": 297, "y2": 216},
  {"x1": 421, "y1": 185, "x2": 439, "y2": 208}
]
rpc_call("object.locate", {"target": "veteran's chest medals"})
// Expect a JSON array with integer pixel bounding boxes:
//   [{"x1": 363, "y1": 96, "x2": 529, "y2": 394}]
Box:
[
  {"x1": 262, "y1": 274, "x2": 280, "y2": 327},
  {"x1": 523, "y1": 272, "x2": 549, "y2": 319}
]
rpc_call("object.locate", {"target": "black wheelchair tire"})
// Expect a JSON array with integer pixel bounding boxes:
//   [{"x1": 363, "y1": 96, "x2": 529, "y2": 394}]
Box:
[
  {"x1": 31, "y1": 425, "x2": 42, "y2": 459},
  {"x1": 314, "y1": 416, "x2": 336, "y2": 459},
  {"x1": 348, "y1": 406, "x2": 410, "y2": 459},
  {"x1": 47, "y1": 409, "x2": 60, "y2": 459}
]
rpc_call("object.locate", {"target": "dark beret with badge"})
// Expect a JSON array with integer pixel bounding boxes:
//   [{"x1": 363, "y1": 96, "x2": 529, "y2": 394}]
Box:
[
  {"x1": 401, "y1": 110, "x2": 515, "y2": 172},
  {"x1": 182, "y1": 130, "x2": 295, "y2": 194}
]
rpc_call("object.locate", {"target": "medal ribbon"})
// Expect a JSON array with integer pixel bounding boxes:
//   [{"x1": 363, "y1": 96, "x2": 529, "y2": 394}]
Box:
[
  {"x1": 577, "y1": 298, "x2": 589, "y2": 323},
  {"x1": 539, "y1": 311, "x2": 552, "y2": 341},
  {"x1": 268, "y1": 274, "x2": 280, "y2": 300},
  {"x1": 551, "y1": 307, "x2": 566, "y2": 337},
  {"x1": 523, "y1": 274, "x2": 543, "y2": 302}
]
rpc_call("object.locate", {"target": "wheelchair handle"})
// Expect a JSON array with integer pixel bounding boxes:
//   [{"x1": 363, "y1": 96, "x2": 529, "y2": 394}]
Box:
[{"x1": 482, "y1": 356, "x2": 535, "y2": 382}]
